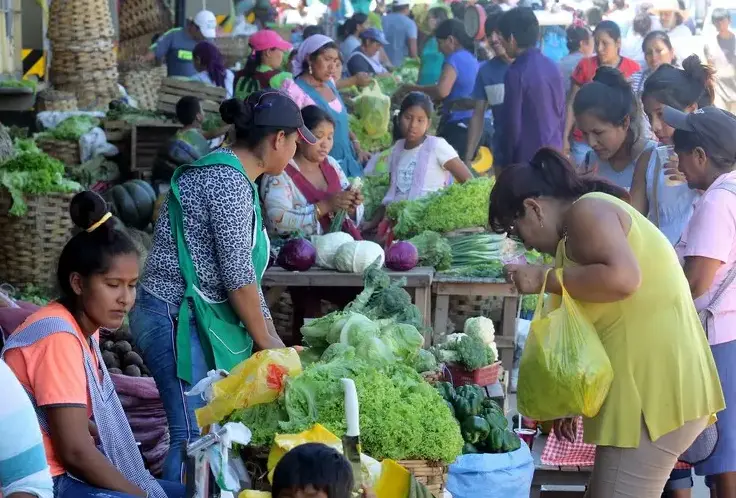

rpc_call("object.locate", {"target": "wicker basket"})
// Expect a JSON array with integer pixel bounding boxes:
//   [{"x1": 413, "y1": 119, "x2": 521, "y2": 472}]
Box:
[
  {"x1": 119, "y1": 33, "x2": 159, "y2": 62},
  {"x1": 51, "y1": 49, "x2": 117, "y2": 74},
  {"x1": 119, "y1": 0, "x2": 173, "y2": 42},
  {"x1": 268, "y1": 290, "x2": 340, "y2": 344},
  {"x1": 48, "y1": 0, "x2": 117, "y2": 110},
  {"x1": 120, "y1": 64, "x2": 167, "y2": 111},
  {"x1": 397, "y1": 460, "x2": 447, "y2": 496},
  {"x1": 36, "y1": 89, "x2": 78, "y2": 112},
  {"x1": 0, "y1": 191, "x2": 75, "y2": 291},
  {"x1": 214, "y1": 36, "x2": 251, "y2": 68},
  {"x1": 36, "y1": 138, "x2": 81, "y2": 166},
  {"x1": 47, "y1": 0, "x2": 115, "y2": 44}
]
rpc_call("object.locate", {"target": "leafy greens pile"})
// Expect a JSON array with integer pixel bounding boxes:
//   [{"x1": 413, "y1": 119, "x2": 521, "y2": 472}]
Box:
[
  {"x1": 38, "y1": 115, "x2": 100, "y2": 141},
  {"x1": 0, "y1": 148, "x2": 81, "y2": 216},
  {"x1": 408, "y1": 231, "x2": 452, "y2": 271},
  {"x1": 349, "y1": 115, "x2": 392, "y2": 153},
  {"x1": 387, "y1": 177, "x2": 494, "y2": 239},
  {"x1": 227, "y1": 263, "x2": 464, "y2": 462},
  {"x1": 361, "y1": 172, "x2": 390, "y2": 221}
]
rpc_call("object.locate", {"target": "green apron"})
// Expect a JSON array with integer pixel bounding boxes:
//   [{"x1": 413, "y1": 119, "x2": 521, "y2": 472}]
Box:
[{"x1": 168, "y1": 150, "x2": 270, "y2": 383}]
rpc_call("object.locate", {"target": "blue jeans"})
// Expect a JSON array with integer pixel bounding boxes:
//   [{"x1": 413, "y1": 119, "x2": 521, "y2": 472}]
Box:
[
  {"x1": 129, "y1": 287, "x2": 209, "y2": 483},
  {"x1": 54, "y1": 474, "x2": 185, "y2": 498}
]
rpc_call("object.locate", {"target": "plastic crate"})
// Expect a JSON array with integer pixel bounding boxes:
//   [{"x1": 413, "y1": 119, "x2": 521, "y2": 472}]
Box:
[{"x1": 445, "y1": 361, "x2": 501, "y2": 388}]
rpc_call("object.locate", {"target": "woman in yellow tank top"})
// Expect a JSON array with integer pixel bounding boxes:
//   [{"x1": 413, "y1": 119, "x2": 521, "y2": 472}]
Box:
[{"x1": 489, "y1": 147, "x2": 724, "y2": 498}]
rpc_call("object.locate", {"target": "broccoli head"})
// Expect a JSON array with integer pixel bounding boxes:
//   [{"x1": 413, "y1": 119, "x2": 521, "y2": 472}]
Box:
[{"x1": 454, "y1": 332, "x2": 491, "y2": 371}]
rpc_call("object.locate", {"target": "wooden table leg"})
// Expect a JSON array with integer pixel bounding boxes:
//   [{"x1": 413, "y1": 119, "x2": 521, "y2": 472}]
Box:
[
  {"x1": 414, "y1": 286, "x2": 432, "y2": 344},
  {"x1": 501, "y1": 296, "x2": 519, "y2": 372},
  {"x1": 433, "y1": 294, "x2": 450, "y2": 346}
]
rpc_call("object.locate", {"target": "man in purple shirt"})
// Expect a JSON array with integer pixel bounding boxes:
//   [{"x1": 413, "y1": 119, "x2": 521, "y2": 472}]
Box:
[{"x1": 497, "y1": 7, "x2": 566, "y2": 167}]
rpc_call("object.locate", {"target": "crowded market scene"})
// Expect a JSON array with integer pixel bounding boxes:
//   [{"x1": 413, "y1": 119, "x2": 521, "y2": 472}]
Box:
[{"x1": 0, "y1": 0, "x2": 735, "y2": 495}]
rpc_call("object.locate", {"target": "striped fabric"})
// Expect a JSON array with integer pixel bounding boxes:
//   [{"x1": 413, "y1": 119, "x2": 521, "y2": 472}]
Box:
[{"x1": 0, "y1": 359, "x2": 53, "y2": 498}]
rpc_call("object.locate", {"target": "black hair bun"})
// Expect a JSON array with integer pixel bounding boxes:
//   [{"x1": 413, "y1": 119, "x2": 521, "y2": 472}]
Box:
[
  {"x1": 69, "y1": 191, "x2": 110, "y2": 231},
  {"x1": 593, "y1": 66, "x2": 630, "y2": 91},
  {"x1": 682, "y1": 54, "x2": 708, "y2": 83},
  {"x1": 220, "y1": 98, "x2": 253, "y2": 125}
]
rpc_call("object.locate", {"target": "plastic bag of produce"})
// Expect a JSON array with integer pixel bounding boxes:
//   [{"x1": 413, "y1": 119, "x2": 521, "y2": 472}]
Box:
[
  {"x1": 195, "y1": 348, "x2": 302, "y2": 427},
  {"x1": 354, "y1": 80, "x2": 391, "y2": 137},
  {"x1": 518, "y1": 270, "x2": 613, "y2": 421}
]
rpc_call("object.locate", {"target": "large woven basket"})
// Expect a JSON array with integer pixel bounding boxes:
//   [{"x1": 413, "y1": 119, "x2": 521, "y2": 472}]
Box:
[
  {"x1": 47, "y1": 0, "x2": 115, "y2": 44},
  {"x1": 119, "y1": 0, "x2": 173, "y2": 42},
  {"x1": 214, "y1": 37, "x2": 251, "y2": 68},
  {"x1": 268, "y1": 290, "x2": 339, "y2": 344},
  {"x1": 398, "y1": 460, "x2": 447, "y2": 496},
  {"x1": 120, "y1": 63, "x2": 167, "y2": 111},
  {"x1": 119, "y1": 33, "x2": 158, "y2": 62},
  {"x1": 0, "y1": 191, "x2": 75, "y2": 291},
  {"x1": 36, "y1": 89, "x2": 78, "y2": 112},
  {"x1": 48, "y1": 0, "x2": 118, "y2": 110},
  {"x1": 36, "y1": 137, "x2": 81, "y2": 166}
]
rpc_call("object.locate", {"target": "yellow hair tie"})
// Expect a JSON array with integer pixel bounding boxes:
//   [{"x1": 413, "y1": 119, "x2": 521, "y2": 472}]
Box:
[{"x1": 86, "y1": 212, "x2": 112, "y2": 233}]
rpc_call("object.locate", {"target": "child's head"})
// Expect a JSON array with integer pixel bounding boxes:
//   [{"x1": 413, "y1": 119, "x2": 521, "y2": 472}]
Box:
[
  {"x1": 272, "y1": 443, "x2": 353, "y2": 498},
  {"x1": 297, "y1": 105, "x2": 335, "y2": 163},
  {"x1": 395, "y1": 91, "x2": 434, "y2": 143},
  {"x1": 332, "y1": 52, "x2": 344, "y2": 81},
  {"x1": 176, "y1": 96, "x2": 204, "y2": 127}
]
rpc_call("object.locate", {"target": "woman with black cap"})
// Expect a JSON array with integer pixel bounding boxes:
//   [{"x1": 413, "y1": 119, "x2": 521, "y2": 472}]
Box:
[
  {"x1": 129, "y1": 91, "x2": 316, "y2": 482},
  {"x1": 667, "y1": 105, "x2": 736, "y2": 498}
]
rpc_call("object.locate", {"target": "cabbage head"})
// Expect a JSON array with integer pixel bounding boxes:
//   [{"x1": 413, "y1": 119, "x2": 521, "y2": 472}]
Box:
[
  {"x1": 312, "y1": 232, "x2": 354, "y2": 269},
  {"x1": 380, "y1": 323, "x2": 424, "y2": 362},
  {"x1": 355, "y1": 336, "x2": 395, "y2": 365},
  {"x1": 322, "y1": 343, "x2": 356, "y2": 363},
  {"x1": 339, "y1": 313, "x2": 380, "y2": 347},
  {"x1": 333, "y1": 241, "x2": 385, "y2": 274},
  {"x1": 413, "y1": 349, "x2": 437, "y2": 373},
  {"x1": 301, "y1": 311, "x2": 346, "y2": 348}
]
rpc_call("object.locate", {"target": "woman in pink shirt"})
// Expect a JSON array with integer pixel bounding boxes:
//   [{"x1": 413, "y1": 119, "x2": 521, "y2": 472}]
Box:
[{"x1": 668, "y1": 105, "x2": 736, "y2": 498}]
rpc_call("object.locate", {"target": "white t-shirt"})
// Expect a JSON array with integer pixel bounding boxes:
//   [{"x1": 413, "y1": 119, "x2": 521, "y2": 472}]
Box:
[
  {"x1": 394, "y1": 137, "x2": 458, "y2": 201},
  {"x1": 192, "y1": 69, "x2": 235, "y2": 98}
]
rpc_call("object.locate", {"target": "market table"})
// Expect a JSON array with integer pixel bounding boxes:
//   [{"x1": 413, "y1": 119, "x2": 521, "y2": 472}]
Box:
[
  {"x1": 530, "y1": 434, "x2": 592, "y2": 498},
  {"x1": 432, "y1": 274, "x2": 519, "y2": 371},
  {"x1": 262, "y1": 267, "x2": 435, "y2": 343}
]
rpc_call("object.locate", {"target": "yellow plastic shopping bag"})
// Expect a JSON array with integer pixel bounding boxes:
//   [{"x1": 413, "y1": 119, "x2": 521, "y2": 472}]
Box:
[
  {"x1": 196, "y1": 348, "x2": 302, "y2": 427},
  {"x1": 518, "y1": 269, "x2": 614, "y2": 421}
]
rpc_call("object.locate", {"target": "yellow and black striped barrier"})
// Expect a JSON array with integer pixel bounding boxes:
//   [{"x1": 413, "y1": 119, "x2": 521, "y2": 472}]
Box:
[{"x1": 22, "y1": 49, "x2": 45, "y2": 79}]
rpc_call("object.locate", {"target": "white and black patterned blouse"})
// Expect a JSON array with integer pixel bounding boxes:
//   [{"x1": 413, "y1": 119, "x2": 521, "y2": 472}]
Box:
[{"x1": 140, "y1": 149, "x2": 271, "y2": 319}]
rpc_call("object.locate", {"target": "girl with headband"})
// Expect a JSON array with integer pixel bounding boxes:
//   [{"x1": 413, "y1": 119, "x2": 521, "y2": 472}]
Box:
[{"x1": 2, "y1": 191, "x2": 185, "y2": 498}]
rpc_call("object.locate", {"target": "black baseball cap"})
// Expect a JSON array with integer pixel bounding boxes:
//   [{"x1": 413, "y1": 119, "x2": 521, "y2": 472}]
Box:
[
  {"x1": 246, "y1": 91, "x2": 317, "y2": 144},
  {"x1": 663, "y1": 105, "x2": 736, "y2": 161}
]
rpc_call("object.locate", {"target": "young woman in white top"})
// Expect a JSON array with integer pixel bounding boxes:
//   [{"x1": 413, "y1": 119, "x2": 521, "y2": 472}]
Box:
[{"x1": 362, "y1": 91, "x2": 473, "y2": 233}]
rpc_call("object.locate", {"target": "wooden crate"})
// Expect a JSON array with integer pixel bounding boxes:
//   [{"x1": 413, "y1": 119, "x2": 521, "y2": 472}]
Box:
[
  {"x1": 156, "y1": 78, "x2": 226, "y2": 117},
  {"x1": 130, "y1": 122, "x2": 181, "y2": 181}
]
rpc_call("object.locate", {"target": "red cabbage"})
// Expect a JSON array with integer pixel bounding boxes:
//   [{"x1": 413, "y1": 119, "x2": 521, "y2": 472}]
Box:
[
  {"x1": 385, "y1": 241, "x2": 419, "y2": 271},
  {"x1": 277, "y1": 238, "x2": 317, "y2": 272}
]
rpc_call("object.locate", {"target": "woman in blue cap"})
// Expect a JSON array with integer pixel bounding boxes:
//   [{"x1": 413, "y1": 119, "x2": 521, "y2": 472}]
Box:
[{"x1": 346, "y1": 28, "x2": 392, "y2": 77}]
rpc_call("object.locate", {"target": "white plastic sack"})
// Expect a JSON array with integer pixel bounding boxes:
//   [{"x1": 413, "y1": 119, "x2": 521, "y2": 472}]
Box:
[{"x1": 446, "y1": 446, "x2": 534, "y2": 498}]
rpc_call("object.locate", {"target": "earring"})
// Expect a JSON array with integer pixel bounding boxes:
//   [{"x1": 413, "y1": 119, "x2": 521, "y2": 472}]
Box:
[
  {"x1": 309, "y1": 65, "x2": 313, "y2": 75},
  {"x1": 540, "y1": 220, "x2": 544, "y2": 228}
]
